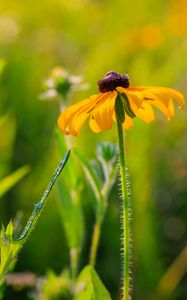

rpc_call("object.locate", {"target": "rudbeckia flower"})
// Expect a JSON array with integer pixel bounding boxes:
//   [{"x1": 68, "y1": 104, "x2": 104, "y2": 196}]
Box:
[{"x1": 58, "y1": 71, "x2": 184, "y2": 136}]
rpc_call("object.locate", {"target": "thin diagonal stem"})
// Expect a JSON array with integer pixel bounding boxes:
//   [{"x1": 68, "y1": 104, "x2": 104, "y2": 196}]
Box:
[
  {"x1": 17, "y1": 150, "x2": 71, "y2": 242},
  {"x1": 90, "y1": 221, "x2": 101, "y2": 267},
  {"x1": 90, "y1": 202, "x2": 106, "y2": 267},
  {"x1": 116, "y1": 118, "x2": 130, "y2": 300}
]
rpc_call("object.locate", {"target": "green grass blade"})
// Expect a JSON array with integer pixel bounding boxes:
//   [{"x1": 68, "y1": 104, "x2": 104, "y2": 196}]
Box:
[
  {"x1": 0, "y1": 59, "x2": 6, "y2": 75},
  {"x1": 0, "y1": 166, "x2": 30, "y2": 198},
  {"x1": 56, "y1": 131, "x2": 85, "y2": 279},
  {"x1": 57, "y1": 180, "x2": 84, "y2": 279},
  {"x1": 57, "y1": 180, "x2": 84, "y2": 250},
  {"x1": 73, "y1": 148, "x2": 103, "y2": 206}
]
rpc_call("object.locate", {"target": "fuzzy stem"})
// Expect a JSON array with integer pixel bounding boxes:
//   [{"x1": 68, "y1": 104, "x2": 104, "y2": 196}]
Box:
[{"x1": 116, "y1": 117, "x2": 130, "y2": 300}]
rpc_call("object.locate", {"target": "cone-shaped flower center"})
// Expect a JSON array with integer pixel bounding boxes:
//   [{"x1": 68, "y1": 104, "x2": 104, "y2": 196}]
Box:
[{"x1": 97, "y1": 71, "x2": 130, "y2": 93}]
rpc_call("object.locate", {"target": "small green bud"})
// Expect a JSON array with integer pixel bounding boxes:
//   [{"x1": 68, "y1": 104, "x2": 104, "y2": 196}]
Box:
[
  {"x1": 115, "y1": 94, "x2": 125, "y2": 123},
  {"x1": 120, "y1": 93, "x2": 136, "y2": 118}
]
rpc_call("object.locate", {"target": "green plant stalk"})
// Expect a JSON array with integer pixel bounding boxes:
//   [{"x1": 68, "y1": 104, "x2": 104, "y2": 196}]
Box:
[
  {"x1": 74, "y1": 148, "x2": 105, "y2": 268},
  {"x1": 116, "y1": 117, "x2": 130, "y2": 300},
  {"x1": 89, "y1": 157, "x2": 118, "y2": 267},
  {"x1": 90, "y1": 193, "x2": 106, "y2": 267},
  {"x1": 90, "y1": 153, "x2": 118, "y2": 267},
  {"x1": 90, "y1": 218, "x2": 101, "y2": 267},
  {"x1": 70, "y1": 247, "x2": 79, "y2": 283}
]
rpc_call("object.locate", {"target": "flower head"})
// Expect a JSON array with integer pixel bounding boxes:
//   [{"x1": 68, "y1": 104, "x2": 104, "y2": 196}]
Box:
[
  {"x1": 40, "y1": 66, "x2": 89, "y2": 102},
  {"x1": 58, "y1": 71, "x2": 184, "y2": 136},
  {"x1": 97, "y1": 71, "x2": 130, "y2": 92}
]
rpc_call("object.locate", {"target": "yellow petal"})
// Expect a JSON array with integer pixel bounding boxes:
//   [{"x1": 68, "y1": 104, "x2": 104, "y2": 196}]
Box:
[
  {"x1": 89, "y1": 116, "x2": 102, "y2": 133},
  {"x1": 148, "y1": 98, "x2": 173, "y2": 118},
  {"x1": 58, "y1": 95, "x2": 98, "y2": 132},
  {"x1": 139, "y1": 86, "x2": 184, "y2": 108},
  {"x1": 116, "y1": 87, "x2": 143, "y2": 108},
  {"x1": 136, "y1": 101, "x2": 155, "y2": 123},
  {"x1": 152, "y1": 87, "x2": 184, "y2": 109},
  {"x1": 58, "y1": 93, "x2": 108, "y2": 135},
  {"x1": 90, "y1": 91, "x2": 116, "y2": 132},
  {"x1": 132, "y1": 86, "x2": 184, "y2": 119},
  {"x1": 143, "y1": 90, "x2": 170, "y2": 106},
  {"x1": 112, "y1": 109, "x2": 133, "y2": 130},
  {"x1": 112, "y1": 110, "x2": 116, "y2": 122},
  {"x1": 168, "y1": 99, "x2": 175, "y2": 117},
  {"x1": 123, "y1": 115, "x2": 134, "y2": 129},
  {"x1": 67, "y1": 110, "x2": 89, "y2": 136}
]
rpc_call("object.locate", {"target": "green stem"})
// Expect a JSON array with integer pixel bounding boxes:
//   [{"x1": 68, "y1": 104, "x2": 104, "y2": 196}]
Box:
[
  {"x1": 90, "y1": 221, "x2": 101, "y2": 267},
  {"x1": 70, "y1": 247, "x2": 79, "y2": 283},
  {"x1": 116, "y1": 117, "x2": 130, "y2": 300},
  {"x1": 90, "y1": 193, "x2": 107, "y2": 267}
]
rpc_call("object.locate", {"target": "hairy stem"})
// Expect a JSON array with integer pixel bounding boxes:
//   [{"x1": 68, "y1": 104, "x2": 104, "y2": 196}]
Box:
[{"x1": 116, "y1": 118, "x2": 130, "y2": 300}]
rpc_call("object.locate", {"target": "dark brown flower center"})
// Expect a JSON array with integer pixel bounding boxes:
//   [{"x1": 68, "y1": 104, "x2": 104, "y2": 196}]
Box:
[{"x1": 97, "y1": 71, "x2": 130, "y2": 93}]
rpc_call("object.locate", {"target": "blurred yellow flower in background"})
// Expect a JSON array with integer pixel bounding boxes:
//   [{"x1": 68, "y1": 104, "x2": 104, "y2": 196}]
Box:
[
  {"x1": 167, "y1": 0, "x2": 187, "y2": 36},
  {"x1": 140, "y1": 25, "x2": 163, "y2": 49},
  {"x1": 58, "y1": 71, "x2": 184, "y2": 136}
]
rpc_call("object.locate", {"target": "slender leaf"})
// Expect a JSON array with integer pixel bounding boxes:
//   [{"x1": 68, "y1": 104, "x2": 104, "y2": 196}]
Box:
[
  {"x1": 0, "y1": 114, "x2": 9, "y2": 129},
  {"x1": 56, "y1": 130, "x2": 85, "y2": 277},
  {"x1": 0, "y1": 166, "x2": 30, "y2": 198},
  {"x1": 120, "y1": 93, "x2": 136, "y2": 118},
  {"x1": 73, "y1": 148, "x2": 103, "y2": 205},
  {"x1": 38, "y1": 269, "x2": 72, "y2": 300},
  {"x1": 74, "y1": 265, "x2": 111, "y2": 300},
  {"x1": 0, "y1": 59, "x2": 6, "y2": 75},
  {"x1": 57, "y1": 180, "x2": 84, "y2": 251}
]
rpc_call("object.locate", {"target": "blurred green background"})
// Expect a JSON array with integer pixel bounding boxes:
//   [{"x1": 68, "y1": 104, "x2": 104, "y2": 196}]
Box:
[{"x1": 0, "y1": 0, "x2": 187, "y2": 299}]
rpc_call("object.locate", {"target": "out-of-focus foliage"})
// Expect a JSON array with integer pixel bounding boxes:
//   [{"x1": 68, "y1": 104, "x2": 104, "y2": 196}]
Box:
[
  {"x1": 0, "y1": 60, "x2": 6, "y2": 76},
  {"x1": 0, "y1": 166, "x2": 30, "y2": 198},
  {"x1": 36, "y1": 270, "x2": 72, "y2": 300},
  {"x1": 74, "y1": 265, "x2": 111, "y2": 300},
  {"x1": 0, "y1": 0, "x2": 187, "y2": 299},
  {"x1": 0, "y1": 221, "x2": 20, "y2": 285}
]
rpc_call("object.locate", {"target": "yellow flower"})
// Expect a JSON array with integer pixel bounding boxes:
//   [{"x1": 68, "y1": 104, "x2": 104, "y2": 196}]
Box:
[{"x1": 58, "y1": 72, "x2": 184, "y2": 136}]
